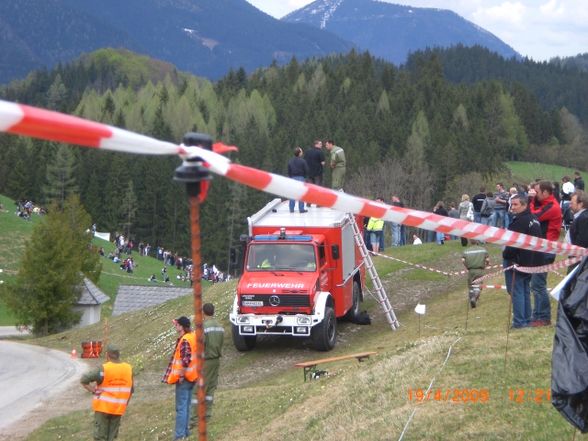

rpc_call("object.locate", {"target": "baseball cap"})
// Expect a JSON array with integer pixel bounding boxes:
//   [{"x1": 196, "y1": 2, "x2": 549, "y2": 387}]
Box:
[
  {"x1": 173, "y1": 316, "x2": 191, "y2": 328},
  {"x1": 106, "y1": 344, "x2": 120, "y2": 357}
]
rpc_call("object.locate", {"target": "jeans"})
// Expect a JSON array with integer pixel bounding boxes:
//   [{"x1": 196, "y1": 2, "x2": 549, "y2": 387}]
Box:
[
  {"x1": 391, "y1": 222, "x2": 402, "y2": 246},
  {"x1": 494, "y1": 210, "x2": 507, "y2": 228},
  {"x1": 436, "y1": 231, "x2": 445, "y2": 244},
  {"x1": 175, "y1": 380, "x2": 195, "y2": 439},
  {"x1": 473, "y1": 212, "x2": 481, "y2": 224},
  {"x1": 504, "y1": 264, "x2": 531, "y2": 328},
  {"x1": 531, "y1": 272, "x2": 551, "y2": 321},
  {"x1": 289, "y1": 176, "x2": 306, "y2": 212}
]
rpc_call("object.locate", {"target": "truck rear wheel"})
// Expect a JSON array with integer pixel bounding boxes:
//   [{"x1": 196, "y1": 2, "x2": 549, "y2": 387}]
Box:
[
  {"x1": 232, "y1": 324, "x2": 257, "y2": 351},
  {"x1": 311, "y1": 306, "x2": 336, "y2": 351},
  {"x1": 344, "y1": 281, "x2": 362, "y2": 322}
]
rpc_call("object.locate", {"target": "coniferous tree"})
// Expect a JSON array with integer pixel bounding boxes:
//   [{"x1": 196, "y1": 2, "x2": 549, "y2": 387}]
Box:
[
  {"x1": 120, "y1": 180, "x2": 138, "y2": 238},
  {"x1": 44, "y1": 144, "x2": 79, "y2": 207},
  {"x1": 46, "y1": 73, "x2": 68, "y2": 111},
  {"x1": 0, "y1": 195, "x2": 101, "y2": 336}
]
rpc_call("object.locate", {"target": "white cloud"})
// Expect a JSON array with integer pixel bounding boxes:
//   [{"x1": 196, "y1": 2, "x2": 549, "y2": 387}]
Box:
[{"x1": 473, "y1": 2, "x2": 526, "y2": 27}]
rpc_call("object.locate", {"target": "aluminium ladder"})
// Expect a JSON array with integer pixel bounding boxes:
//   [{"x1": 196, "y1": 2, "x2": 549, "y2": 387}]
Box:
[{"x1": 348, "y1": 214, "x2": 400, "y2": 330}]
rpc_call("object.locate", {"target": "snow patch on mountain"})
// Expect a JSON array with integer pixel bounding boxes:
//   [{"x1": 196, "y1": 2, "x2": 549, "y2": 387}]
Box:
[{"x1": 291, "y1": 0, "x2": 344, "y2": 29}]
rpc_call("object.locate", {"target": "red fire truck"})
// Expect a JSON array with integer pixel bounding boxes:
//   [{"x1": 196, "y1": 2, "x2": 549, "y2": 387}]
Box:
[{"x1": 229, "y1": 198, "x2": 366, "y2": 351}]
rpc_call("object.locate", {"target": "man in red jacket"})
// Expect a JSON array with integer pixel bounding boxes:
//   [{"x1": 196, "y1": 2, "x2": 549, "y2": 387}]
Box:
[{"x1": 528, "y1": 181, "x2": 562, "y2": 327}]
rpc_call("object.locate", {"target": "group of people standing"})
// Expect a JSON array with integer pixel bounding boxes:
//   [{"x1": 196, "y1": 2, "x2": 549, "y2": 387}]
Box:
[
  {"x1": 287, "y1": 139, "x2": 346, "y2": 213},
  {"x1": 80, "y1": 303, "x2": 224, "y2": 441},
  {"x1": 462, "y1": 177, "x2": 588, "y2": 329}
]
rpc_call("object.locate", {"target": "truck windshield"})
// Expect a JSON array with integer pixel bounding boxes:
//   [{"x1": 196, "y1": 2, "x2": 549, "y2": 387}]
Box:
[{"x1": 246, "y1": 244, "x2": 317, "y2": 272}]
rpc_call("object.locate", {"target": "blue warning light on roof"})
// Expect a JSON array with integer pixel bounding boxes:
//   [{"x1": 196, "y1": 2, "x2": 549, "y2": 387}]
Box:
[{"x1": 253, "y1": 234, "x2": 313, "y2": 242}]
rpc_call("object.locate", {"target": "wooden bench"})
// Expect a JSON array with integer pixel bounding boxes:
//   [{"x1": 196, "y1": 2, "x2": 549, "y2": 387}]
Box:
[{"x1": 294, "y1": 351, "x2": 377, "y2": 382}]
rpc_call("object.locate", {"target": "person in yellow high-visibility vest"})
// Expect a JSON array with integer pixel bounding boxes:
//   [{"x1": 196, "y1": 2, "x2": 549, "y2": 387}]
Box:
[
  {"x1": 81, "y1": 344, "x2": 133, "y2": 441},
  {"x1": 367, "y1": 198, "x2": 385, "y2": 253}
]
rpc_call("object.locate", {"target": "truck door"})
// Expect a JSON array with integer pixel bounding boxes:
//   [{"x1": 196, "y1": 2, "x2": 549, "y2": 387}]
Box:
[{"x1": 318, "y1": 243, "x2": 328, "y2": 290}]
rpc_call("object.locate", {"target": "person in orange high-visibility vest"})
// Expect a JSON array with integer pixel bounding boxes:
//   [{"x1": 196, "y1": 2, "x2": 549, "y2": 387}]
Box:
[
  {"x1": 162, "y1": 316, "x2": 197, "y2": 440},
  {"x1": 81, "y1": 344, "x2": 133, "y2": 441}
]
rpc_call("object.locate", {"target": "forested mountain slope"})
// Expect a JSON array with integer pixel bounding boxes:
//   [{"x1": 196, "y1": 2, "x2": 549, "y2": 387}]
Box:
[
  {"x1": 0, "y1": 48, "x2": 585, "y2": 270},
  {"x1": 411, "y1": 46, "x2": 588, "y2": 122},
  {"x1": 0, "y1": 0, "x2": 352, "y2": 84}
]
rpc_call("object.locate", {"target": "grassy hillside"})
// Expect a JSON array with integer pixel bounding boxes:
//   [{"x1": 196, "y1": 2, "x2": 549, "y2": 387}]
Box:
[
  {"x1": 18, "y1": 238, "x2": 578, "y2": 441},
  {"x1": 0, "y1": 194, "x2": 204, "y2": 324},
  {"x1": 506, "y1": 161, "x2": 584, "y2": 186}
]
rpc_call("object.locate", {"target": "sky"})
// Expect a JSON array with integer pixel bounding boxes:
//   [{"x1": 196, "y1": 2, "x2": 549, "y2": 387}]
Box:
[{"x1": 245, "y1": 0, "x2": 587, "y2": 61}]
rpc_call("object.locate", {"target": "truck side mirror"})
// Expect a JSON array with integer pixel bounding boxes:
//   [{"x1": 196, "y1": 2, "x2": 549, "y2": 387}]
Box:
[{"x1": 331, "y1": 244, "x2": 340, "y2": 260}]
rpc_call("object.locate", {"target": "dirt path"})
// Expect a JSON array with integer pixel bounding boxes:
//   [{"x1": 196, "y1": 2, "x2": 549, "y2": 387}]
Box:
[{"x1": 219, "y1": 263, "x2": 466, "y2": 389}]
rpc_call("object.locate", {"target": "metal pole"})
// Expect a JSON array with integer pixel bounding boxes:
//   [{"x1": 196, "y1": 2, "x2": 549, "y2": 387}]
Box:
[
  {"x1": 174, "y1": 132, "x2": 213, "y2": 441},
  {"x1": 189, "y1": 194, "x2": 207, "y2": 441}
]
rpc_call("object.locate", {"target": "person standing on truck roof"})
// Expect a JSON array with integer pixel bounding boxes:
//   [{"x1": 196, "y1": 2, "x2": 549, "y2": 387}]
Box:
[
  {"x1": 325, "y1": 139, "x2": 346, "y2": 191},
  {"x1": 287, "y1": 146, "x2": 309, "y2": 213},
  {"x1": 162, "y1": 316, "x2": 197, "y2": 440},
  {"x1": 305, "y1": 139, "x2": 325, "y2": 187},
  {"x1": 81, "y1": 344, "x2": 133, "y2": 441},
  {"x1": 191, "y1": 303, "x2": 224, "y2": 426},
  {"x1": 305, "y1": 139, "x2": 326, "y2": 208}
]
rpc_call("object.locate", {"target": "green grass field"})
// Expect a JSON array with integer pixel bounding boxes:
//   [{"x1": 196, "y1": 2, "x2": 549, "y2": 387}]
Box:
[
  {"x1": 22, "y1": 239, "x2": 578, "y2": 441},
  {"x1": 506, "y1": 161, "x2": 584, "y2": 186},
  {"x1": 0, "y1": 170, "x2": 585, "y2": 440},
  {"x1": 0, "y1": 193, "x2": 204, "y2": 323}
]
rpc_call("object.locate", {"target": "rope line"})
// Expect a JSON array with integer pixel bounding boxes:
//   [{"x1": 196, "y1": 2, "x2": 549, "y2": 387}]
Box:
[{"x1": 397, "y1": 336, "x2": 463, "y2": 441}]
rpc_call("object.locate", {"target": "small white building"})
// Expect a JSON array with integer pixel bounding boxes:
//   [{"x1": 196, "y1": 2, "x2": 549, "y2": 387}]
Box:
[{"x1": 72, "y1": 278, "x2": 110, "y2": 327}]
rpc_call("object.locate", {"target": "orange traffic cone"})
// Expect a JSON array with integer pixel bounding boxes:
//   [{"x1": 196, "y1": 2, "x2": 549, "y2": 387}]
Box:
[{"x1": 71, "y1": 348, "x2": 77, "y2": 359}]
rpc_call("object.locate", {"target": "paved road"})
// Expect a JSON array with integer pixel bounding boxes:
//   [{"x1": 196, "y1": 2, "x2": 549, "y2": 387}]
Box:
[
  {"x1": 0, "y1": 341, "x2": 87, "y2": 433},
  {"x1": 0, "y1": 326, "x2": 30, "y2": 338}
]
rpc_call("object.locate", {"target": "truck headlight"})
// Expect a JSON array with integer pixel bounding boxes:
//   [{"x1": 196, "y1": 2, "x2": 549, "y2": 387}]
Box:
[
  {"x1": 238, "y1": 316, "x2": 250, "y2": 324},
  {"x1": 242, "y1": 326, "x2": 254, "y2": 333},
  {"x1": 294, "y1": 326, "x2": 309, "y2": 335},
  {"x1": 297, "y1": 316, "x2": 311, "y2": 325}
]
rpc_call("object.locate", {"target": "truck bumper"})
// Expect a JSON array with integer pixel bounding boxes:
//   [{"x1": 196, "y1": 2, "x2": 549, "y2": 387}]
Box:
[
  {"x1": 229, "y1": 313, "x2": 318, "y2": 337},
  {"x1": 229, "y1": 291, "x2": 330, "y2": 337}
]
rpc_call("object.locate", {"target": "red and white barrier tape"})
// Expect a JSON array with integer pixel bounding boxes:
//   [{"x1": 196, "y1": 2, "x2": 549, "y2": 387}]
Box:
[
  {"x1": 369, "y1": 251, "x2": 466, "y2": 276},
  {"x1": 471, "y1": 256, "x2": 581, "y2": 285},
  {"x1": 479, "y1": 285, "x2": 507, "y2": 290},
  {"x1": 1, "y1": 99, "x2": 587, "y2": 258}
]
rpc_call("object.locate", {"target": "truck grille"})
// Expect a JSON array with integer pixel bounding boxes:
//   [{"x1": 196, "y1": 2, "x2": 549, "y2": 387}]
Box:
[{"x1": 240, "y1": 294, "x2": 310, "y2": 308}]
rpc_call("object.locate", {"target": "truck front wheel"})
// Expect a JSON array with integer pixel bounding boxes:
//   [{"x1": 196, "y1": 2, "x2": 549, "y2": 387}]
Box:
[
  {"x1": 232, "y1": 324, "x2": 257, "y2": 351},
  {"x1": 311, "y1": 306, "x2": 337, "y2": 351}
]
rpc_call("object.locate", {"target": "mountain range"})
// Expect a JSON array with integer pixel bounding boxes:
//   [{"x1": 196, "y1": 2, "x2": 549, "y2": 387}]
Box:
[
  {"x1": 0, "y1": 0, "x2": 520, "y2": 85},
  {"x1": 283, "y1": 0, "x2": 519, "y2": 64},
  {"x1": 0, "y1": 0, "x2": 351, "y2": 84}
]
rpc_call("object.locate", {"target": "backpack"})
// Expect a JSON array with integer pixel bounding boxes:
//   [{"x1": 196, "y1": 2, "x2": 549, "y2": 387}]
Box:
[{"x1": 481, "y1": 200, "x2": 493, "y2": 217}]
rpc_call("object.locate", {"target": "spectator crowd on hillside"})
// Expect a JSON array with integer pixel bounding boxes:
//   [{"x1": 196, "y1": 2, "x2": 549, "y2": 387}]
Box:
[
  {"x1": 97, "y1": 231, "x2": 229, "y2": 286},
  {"x1": 367, "y1": 171, "x2": 585, "y2": 249}
]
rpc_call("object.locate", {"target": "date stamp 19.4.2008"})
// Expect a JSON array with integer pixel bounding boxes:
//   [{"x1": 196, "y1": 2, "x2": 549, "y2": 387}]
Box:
[
  {"x1": 407, "y1": 388, "x2": 490, "y2": 403},
  {"x1": 407, "y1": 387, "x2": 552, "y2": 404}
]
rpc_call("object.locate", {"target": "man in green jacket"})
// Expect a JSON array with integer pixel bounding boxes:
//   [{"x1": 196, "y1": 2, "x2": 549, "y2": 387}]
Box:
[
  {"x1": 192, "y1": 303, "x2": 224, "y2": 425},
  {"x1": 325, "y1": 139, "x2": 346, "y2": 191},
  {"x1": 462, "y1": 241, "x2": 489, "y2": 308}
]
